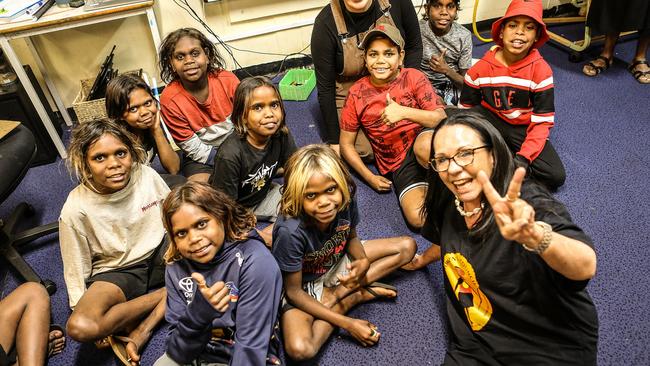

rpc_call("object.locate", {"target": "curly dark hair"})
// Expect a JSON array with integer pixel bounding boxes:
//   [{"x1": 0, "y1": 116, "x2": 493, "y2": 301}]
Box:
[
  {"x1": 422, "y1": 0, "x2": 461, "y2": 21},
  {"x1": 66, "y1": 118, "x2": 146, "y2": 191},
  {"x1": 158, "y1": 27, "x2": 225, "y2": 84},
  {"x1": 162, "y1": 181, "x2": 256, "y2": 263}
]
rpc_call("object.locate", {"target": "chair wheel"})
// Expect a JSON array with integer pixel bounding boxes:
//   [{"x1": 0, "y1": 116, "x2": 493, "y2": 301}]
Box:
[
  {"x1": 42, "y1": 280, "x2": 57, "y2": 295},
  {"x1": 569, "y1": 52, "x2": 583, "y2": 63}
]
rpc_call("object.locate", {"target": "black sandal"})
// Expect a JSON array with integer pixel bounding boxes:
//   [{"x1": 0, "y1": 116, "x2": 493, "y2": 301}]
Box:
[
  {"x1": 628, "y1": 59, "x2": 650, "y2": 84},
  {"x1": 583, "y1": 55, "x2": 612, "y2": 77}
]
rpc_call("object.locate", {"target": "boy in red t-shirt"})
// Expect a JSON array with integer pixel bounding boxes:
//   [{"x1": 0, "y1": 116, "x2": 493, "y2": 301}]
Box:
[
  {"x1": 340, "y1": 23, "x2": 446, "y2": 229},
  {"x1": 459, "y1": 0, "x2": 565, "y2": 190}
]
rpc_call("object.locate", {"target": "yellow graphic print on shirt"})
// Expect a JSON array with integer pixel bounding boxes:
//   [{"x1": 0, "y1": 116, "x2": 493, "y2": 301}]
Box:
[{"x1": 443, "y1": 252, "x2": 493, "y2": 331}]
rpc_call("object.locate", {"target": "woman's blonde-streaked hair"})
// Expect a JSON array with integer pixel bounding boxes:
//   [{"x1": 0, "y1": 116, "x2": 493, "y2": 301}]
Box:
[
  {"x1": 66, "y1": 118, "x2": 146, "y2": 190},
  {"x1": 231, "y1": 76, "x2": 288, "y2": 138},
  {"x1": 280, "y1": 144, "x2": 355, "y2": 219},
  {"x1": 162, "y1": 181, "x2": 257, "y2": 264}
]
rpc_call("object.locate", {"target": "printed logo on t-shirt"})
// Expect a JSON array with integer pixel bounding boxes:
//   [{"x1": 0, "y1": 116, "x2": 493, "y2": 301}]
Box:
[
  {"x1": 242, "y1": 162, "x2": 278, "y2": 191},
  {"x1": 443, "y1": 252, "x2": 493, "y2": 331},
  {"x1": 225, "y1": 281, "x2": 239, "y2": 302},
  {"x1": 179, "y1": 276, "x2": 194, "y2": 304},
  {"x1": 303, "y1": 219, "x2": 351, "y2": 276},
  {"x1": 141, "y1": 198, "x2": 163, "y2": 213}
]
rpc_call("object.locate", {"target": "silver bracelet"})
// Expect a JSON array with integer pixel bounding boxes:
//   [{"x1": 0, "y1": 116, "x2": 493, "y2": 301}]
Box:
[{"x1": 521, "y1": 221, "x2": 553, "y2": 255}]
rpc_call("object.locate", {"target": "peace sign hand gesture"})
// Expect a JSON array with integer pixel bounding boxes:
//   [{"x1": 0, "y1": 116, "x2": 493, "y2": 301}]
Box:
[{"x1": 477, "y1": 168, "x2": 543, "y2": 248}]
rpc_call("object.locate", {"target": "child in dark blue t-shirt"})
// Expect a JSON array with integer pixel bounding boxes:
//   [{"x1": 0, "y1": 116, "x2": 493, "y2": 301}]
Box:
[
  {"x1": 272, "y1": 144, "x2": 416, "y2": 361},
  {"x1": 156, "y1": 182, "x2": 282, "y2": 366}
]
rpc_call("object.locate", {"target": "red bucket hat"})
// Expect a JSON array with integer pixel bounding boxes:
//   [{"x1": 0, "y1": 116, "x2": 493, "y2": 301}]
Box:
[{"x1": 491, "y1": 0, "x2": 549, "y2": 49}]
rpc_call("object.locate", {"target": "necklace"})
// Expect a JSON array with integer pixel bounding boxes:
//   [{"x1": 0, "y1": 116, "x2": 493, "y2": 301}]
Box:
[{"x1": 454, "y1": 198, "x2": 484, "y2": 217}]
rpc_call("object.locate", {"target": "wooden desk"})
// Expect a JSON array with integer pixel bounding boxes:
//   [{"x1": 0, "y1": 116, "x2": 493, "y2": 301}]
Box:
[{"x1": 0, "y1": 0, "x2": 161, "y2": 158}]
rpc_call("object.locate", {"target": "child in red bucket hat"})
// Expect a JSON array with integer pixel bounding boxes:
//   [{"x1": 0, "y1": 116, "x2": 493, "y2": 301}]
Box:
[
  {"x1": 458, "y1": 0, "x2": 566, "y2": 190},
  {"x1": 491, "y1": 0, "x2": 549, "y2": 50}
]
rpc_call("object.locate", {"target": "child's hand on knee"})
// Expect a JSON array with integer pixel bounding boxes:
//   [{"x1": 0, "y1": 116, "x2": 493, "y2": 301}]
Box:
[
  {"x1": 337, "y1": 258, "x2": 369, "y2": 290},
  {"x1": 191, "y1": 273, "x2": 230, "y2": 313},
  {"x1": 346, "y1": 319, "x2": 380, "y2": 346}
]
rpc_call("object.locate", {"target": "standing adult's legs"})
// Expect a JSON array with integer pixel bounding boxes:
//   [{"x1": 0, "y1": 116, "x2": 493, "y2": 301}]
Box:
[
  {"x1": 630, "y1": 32, "x2": 650, "y2": 84},
  {"x1": 583, "y1": 33, "x2": 618, "y2": 76}
]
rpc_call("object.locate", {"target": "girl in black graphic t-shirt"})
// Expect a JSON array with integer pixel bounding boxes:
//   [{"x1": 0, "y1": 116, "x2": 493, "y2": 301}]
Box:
[{"x1": 209, "y1": 77, "x2": 297, "y2": 244}]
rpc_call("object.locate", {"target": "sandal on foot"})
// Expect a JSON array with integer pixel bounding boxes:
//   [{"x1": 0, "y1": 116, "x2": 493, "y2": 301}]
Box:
[
  {"x1": 628, "y1": 59, "x2": 650, "y2": 84},
  {"x1": 583, "y1": 55, "x2": 612, "y2": 77},
  {"x1": 365, "y1": 282, "x2": 398, "y2": 298},
  {"x1": 47, "y1": 324, "x2": 66, "y2": 357},
  {"x1": 94, "y1": 336, "x2": 110, "y2": 349},
  {"x1": 108, "y1": 335, "x2": 140, "y2": 366}
]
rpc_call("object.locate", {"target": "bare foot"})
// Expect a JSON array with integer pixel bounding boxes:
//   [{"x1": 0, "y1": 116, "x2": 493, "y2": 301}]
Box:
[
  {"x1": 402, "y1": 253, "x2": 439, "y2": 270},
  {"x1": 124, "y1": 330, "x2": 148, "y2": 366},
  {"x1": 402, "y1": 245, "x2": 441, "y2": 271},
  {"x1": 48, "y1": 327, "x2": 66, "y2": 357},
  {"x1": 402, "y1": 254, "x2": 427, "y2": 270}
]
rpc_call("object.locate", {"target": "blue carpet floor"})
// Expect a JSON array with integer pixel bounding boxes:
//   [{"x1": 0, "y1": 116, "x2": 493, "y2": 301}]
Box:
[{"x1": 1, "y1": 27, "x2": 649, "y2": 365}]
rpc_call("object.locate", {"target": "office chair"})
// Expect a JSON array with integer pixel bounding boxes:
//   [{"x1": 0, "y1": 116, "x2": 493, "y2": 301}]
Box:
[{"x1": 0, "y1": 123, "x2": 57, "y2": 295}]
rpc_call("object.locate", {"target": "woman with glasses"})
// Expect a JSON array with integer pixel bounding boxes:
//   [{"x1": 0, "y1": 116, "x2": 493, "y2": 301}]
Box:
[{"x1": 421, "y1": 111, "x2": 598, "y2": 365}]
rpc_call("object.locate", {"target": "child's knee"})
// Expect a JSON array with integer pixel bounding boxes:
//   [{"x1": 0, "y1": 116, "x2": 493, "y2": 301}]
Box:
[
  {"x1": 398, "y1": 236, "x2": 417, "y2": 259},
  {"x1": 66, "y1": 313, "x2": 101, "y2": 342},
  {"x1": 285, "y1": 338, "x2": 318, "y2": 361},
  {"x1": 17, "y1": 282, "x2": 50, "y2": 306}
]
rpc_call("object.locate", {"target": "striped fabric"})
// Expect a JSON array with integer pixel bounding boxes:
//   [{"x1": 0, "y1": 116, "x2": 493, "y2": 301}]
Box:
[{"x1": 460, "y1": 47, "x2": 555, "y2": 162}]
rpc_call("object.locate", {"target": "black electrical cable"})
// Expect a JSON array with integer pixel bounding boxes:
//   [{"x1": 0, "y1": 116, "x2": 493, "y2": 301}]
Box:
[{"x1": 172, "y1": 0, "x2": 312, "y2": 78}]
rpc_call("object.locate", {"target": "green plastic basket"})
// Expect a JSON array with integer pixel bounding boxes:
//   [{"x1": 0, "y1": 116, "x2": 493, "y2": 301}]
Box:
[{"x1": 279, "y1": 69, "x2": 316, "y2": 101}]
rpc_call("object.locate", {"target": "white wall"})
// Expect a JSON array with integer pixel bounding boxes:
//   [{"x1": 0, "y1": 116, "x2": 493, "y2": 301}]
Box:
[{"x1": 7, "y1": 0, "x2": 574, "y2": 108}]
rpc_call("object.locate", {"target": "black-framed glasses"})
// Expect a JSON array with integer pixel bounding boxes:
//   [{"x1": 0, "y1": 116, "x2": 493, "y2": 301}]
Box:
[{"x1": 429, "y1": 146, "x2": 490, "y2": 172}]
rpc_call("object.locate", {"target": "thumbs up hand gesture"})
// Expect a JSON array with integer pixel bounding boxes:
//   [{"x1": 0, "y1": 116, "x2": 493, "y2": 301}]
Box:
[
  {"x1": 191, "y1": 272, "x2": 230, "y2": 313},
  {"x1": 429, "y1": 48, "x2": 451, "y2": 76},
  {"x1": 381, "y1": 93, "x2": 404, "y2": 127}
]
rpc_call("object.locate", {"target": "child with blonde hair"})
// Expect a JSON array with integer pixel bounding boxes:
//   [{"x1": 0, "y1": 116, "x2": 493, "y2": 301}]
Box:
[{"x1": 272, "y1": 144, "x2": 416, "y2": 361}]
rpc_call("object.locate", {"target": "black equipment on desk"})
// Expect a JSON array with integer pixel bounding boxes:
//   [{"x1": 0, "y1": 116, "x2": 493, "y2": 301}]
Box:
[{"x1": 86, "y1": 45, "x2": 117, "y2": 101}]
